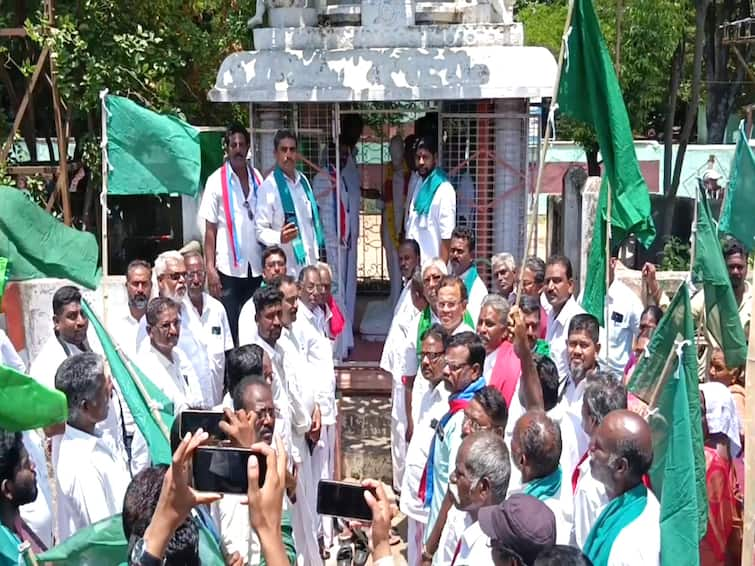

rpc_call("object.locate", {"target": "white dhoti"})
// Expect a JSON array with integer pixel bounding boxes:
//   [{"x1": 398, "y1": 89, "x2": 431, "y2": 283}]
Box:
[
  {"x1": 312, "y1": 423, "x2": 337, "y2": 547},
  {"x1": 290, "y1": 437, "x2": 321, "y2": 565},
  {"x1": 391, "y1": 381, "x2": 408, "y2": 493},
  {"x1": 406, "y1": 518, "x2": 425, "y2": 566}
]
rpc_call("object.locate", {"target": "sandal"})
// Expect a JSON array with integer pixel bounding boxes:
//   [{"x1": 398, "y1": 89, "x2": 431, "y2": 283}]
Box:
[
  {"x1": 336, "y1": 543, "x2": 353, "y2": 566},
  {"x1": 318, "y1": 537, "x2": 331, "y2": 561},
  {"x1": 352, "y1": 528, "x2": 370, "y2": 566}
]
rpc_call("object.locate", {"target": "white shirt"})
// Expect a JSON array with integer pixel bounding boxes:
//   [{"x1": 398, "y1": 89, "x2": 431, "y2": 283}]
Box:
[
  {"x1": 380, "y1": 282, "x2": 419, "y2": 385},
  {"x1": 55, "y1": 425, "x2": 131, "y2": 540},
  {"x1": 542, "y1": 493, "x2": 573, "y2": 545},
  {"x1": 558, "y1": 372, "x2": 589, "y2": 419},
  {"x1": 277, "y1": 328, "x2": 315, "y2": 439},
  {"x1": 111, "y1": 310, "x2": 148, "y2": 360},
  {"x1": 572, "y1": 453, "x2": 609, "y2": 548},
  {"x1": 0, "y1": 328, "x2": 24, "y2": 372},
  {"x1": 435, "y1": 508, "x2": 471, "y2": 565},
  {"x1": 400, "y1": 383, "x2": 450, "y2": 523},
  {"x1": 293, "y1": 300, "x2": 337, "y2": 424},
  {"x1": 549, "y1": 404, "x2": 589, "y2": 495},
  {"x1": 136, "y1": 343, "x2": 204, "y2": 412},
  {"x1": 255, "y1": 169, "x2": 320, "y2": 276},
  {"x1": 599, "y1": 279, "x2": 643, "y2": 374},
  {"x1": 251, "y1": 336, "x2": 293, "y2": 455},
  {"x1": 217, "y1": 493, "x2": 261, "y2": 565},
  {"x1": 185, "y1": 293, "x2": 234, "y2": 405},
  {"x1": 458, "y1": 266, "x2": 488, "y2": 322},
  {"x1": 545, "y1": 296, "x2": 585, "y2": 380},
  {"x1": 405, "y1": 173, "x2": 456, "y2": 265},
  {"x1": 198, "y1": 162, "x2": 263, "y2": 277},
  {"x1": 20, "y1": 430, "x2": 53, "y2": 548},
  {"x1": 454, "y1": 519, "x2": 492, "y2": 565},
  {"x1": 606, "y1": 489, "x2": 661, "y2": 566},
  {"x1": 237, "y1": 295, "x2": 259, "y2": 346}
]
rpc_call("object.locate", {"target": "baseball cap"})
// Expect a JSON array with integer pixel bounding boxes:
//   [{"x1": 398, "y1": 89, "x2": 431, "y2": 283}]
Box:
[{"x1": 478, "y1": 494, "x2": 557, "y2": 565}]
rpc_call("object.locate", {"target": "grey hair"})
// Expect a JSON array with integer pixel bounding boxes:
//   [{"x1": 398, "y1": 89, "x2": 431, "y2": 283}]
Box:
[
  {"x1": 316, "y1": 261, "x2": 332, "y2": 278},
  {"x1": 583, "y1": 371, "x2": 627, "y2": 425},
  {"x1": 480, "y1": 294, "x2": 510, "y2": 321},
  {"x1": 421, "y1": 258, "x2": 448, "y2": 278},
  {"x1": 464, "y1": 430, "x2": 511, "y2": 503},
  {"x1": 54, "y1": 352, "x2": 105, "y2": 421},
  {"x1": 297, "y1": 265, "x2": 320, "y2": 284},
  {"x1": 154, "y1": 250, "x2": 184, "y2": 279},
  {"x1": 491, "y1": 252, "x2": 516, "y2": 272}
]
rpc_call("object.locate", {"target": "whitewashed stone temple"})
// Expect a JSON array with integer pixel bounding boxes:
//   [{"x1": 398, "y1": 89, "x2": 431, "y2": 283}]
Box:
[{"x1": 210, "y1": 0, "x2": 556, "y2": 332}]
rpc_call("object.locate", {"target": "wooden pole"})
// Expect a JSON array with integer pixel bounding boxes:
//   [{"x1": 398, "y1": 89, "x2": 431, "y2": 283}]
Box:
[
  {"x1": 605, "y1": 185, "x2": 612, "y2": 345},
  {"x1": 100, "y1": 90, "x2": 109, "y2": 278},
  {"x1": 516, "y1": 0, "x2": 576, "y2": 307},
  {"x1": 50, "y1": 58, "x2": 71, "y2": 226},
  {"x1": 742, "y1": 263, "x2": 755, "y2": 566}
]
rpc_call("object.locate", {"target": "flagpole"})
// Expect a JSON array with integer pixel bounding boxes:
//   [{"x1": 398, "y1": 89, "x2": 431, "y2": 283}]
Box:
[
  {"x1": 516, "y1": 0, "x2": 576, "y2": 308},
  {"x1": 690, "y1": 179, "x2": 700, "y2": 273},
  {"x1": 605, "y1": 183, "x2": 612, "y2": 346},
  {"x1": 742, "y1": 264, "x2": 755, "y2": 566},
  {"x1": 99, "y1": 89, "x2": 110, "y2": 329}
]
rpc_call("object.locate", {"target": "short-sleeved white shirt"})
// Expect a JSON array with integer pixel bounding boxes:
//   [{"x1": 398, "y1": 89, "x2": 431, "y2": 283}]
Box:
[
  {"x1": 599, "y1": 279, "x2": 643, "y2": 374},
  {"x1": 545, "y1": 295, "x2": 585, "y2": 380},
  {"x1": 405, "y1": 173, "x2": 456, "y2": 265},
  {"x1": 198, "y1": 162, "x2": 263, "y2": 278}
]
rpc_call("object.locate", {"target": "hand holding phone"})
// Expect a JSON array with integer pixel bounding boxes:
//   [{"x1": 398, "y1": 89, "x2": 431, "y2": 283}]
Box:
[
  {"x1": 316, "y1": 480, "x2": 377, "y2": 522},
  {"x1": 281, "y1": 222, "x2": 299, "y2": 244},
  {"x1": 193, "y1": 446, "x2": 265, "y2": 494},
  {"x1": 178, "y1": 410, "x2": 227, "y2": 443}
]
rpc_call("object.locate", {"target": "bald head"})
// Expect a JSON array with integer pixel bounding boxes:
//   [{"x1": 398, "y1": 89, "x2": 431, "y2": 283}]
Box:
[
  {"x1": 590, "y1": 409, "x2": 653, "y2": 497},
  {"x1": 511, "y1": 411, "x2": 562, "y2": 482}
]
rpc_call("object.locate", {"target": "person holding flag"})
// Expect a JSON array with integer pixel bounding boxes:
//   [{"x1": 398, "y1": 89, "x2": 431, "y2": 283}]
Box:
[
  {"x1": 256, "y1": 130, "x2": 326, "y2": 278},
  {"x1": 405, "y1": 136, "x2": 456, "y2": 265},
  {"x1": 200, "y1": 123, "x2": 265, "y2": 345}
]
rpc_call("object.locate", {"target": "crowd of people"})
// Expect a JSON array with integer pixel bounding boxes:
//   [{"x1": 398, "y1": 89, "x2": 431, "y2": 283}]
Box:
[{"x1": 0, "y1": 123, "x2": 749, "y2": 566}]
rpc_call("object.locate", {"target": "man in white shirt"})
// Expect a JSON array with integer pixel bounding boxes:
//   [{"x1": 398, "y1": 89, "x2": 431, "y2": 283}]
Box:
[
  {"x1": 293, "y1": 266, "x2": 338, "y2": 550},
  {"x1": 316, "y1": 261, "x2": 351, "y2": 360},
  {"x1": 585, "y1": 410, "x2": 660, "y2": 566},
  {"x1": 448, "y1": 227, "x2": 487, "y2": 321},
  {"x1": 0, "y1": 328, "x2": 24, "y2": 373},
  {"x1": 405, "y1": 136, "x2": 456, "y2": 265},
  {"x1": 572, "y1": 374, "x2": 627, "y2": 548},
  {"x1": 183, "y1": 250, "x2": 234, "y2": 405},
  {"x1": 560, "y1": 313, "x2": 602, "y2": 419},
  {"x1": 490, "y1": 252, "x2": 517, "y2": 302},
  {"x1": 380, "y1": 238, "x2": 420, "y2": 492},
  {"x1": 509, "y1": 411, "x2": 572, "y2": 545},
  {"x1": 256, "y1": 130, "x2": 325, "y2": 277},
  {"x1": 400, "y1": 324, "x2": 449, "y2": 566},
  {"x1": 446, "y1": 431, "x2": 510, "y2": 565},
  {"x1": 199, "y1": 123, "x2": 264, "y2": 345},
  {"x1": 238, "y1": 245, "x2": 288, "y2": 346},
  {"x1": 544, "y1": 255, "x2": 585, "y2": 380},
  {"x1": 116, "y1": 259, "x2": 152, "y2": 359},
  {"x1": 600, "y1": 257, "x2": 643, "y2": 374},
  {"x1": 53, "y1": 353, "x2": 131, "y2": 541},
  {"x1": 149, "y1": 251, "x2": 213, "y2": 407}
]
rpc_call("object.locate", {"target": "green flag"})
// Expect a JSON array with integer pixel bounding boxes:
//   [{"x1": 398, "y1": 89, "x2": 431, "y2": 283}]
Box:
[
  {"x1": 0, "y1": 187, "x2": 101, "y2": 289},
  {"x1": 106, "y1": 95, "x2": 201, "y2": 197},
  {"x1": 199, "y1": 130, "x2": 226, "y2": 189},
  {"x1": 693, "y1": 184, "x2": 747, "y2": 368},
  {"x1": 0, "y1": 256, "x2": 7, "y2": 299},
  {"x1": 0, "y1": 364, "x2": 67, "y2": 431},
  {"x1": 558, "y1": 0, "x2": 655, "y2": 325},
  {"x1": 628, "y1": 284, "x2": 707, "y2": 565},
  {"x1": 36, "y1": 514, "x2": 127, "y2": 564},
  {"x1": 719, "y1": 122, "x2": 755, "y2": 250},
  {"x1": 81, "y1": 299, "x2": 175, "y2": 466}
]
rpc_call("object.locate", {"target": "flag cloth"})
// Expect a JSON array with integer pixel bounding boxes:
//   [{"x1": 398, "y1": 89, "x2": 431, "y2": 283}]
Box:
[
  {"x1": 0, "y1": 364, "x2": 67, "y2": 431},
  {"x1": 628, "y1": 284, "x2": 707, "y2": 566},
  {"x1": 106, "y1": 95, "x2": 201, "y2": 197},
  {"x1": 559, "y1": 0, "x2": 655, "y2": 325},
  {"x1": 0, "y1": 256, "x2": 7, "y2": 299},
  {"x1": 81, "y1": 299, "x2": 175, "y2": 466},
  {"x1": 36, "y1": 514, "x2": 127, "y2": 564},
  {"x1": 199, "y1": 130, "x2": 226, "y2": 189},
  {"x1": 693, "y1": 184, "x2": 747, "y2": 368},
  {"x1": 0, "y1": 187, "x2": 101, "y2": 289},
  {"x1": 719, "y1": 121, "x2": 755, "y2": 250}
]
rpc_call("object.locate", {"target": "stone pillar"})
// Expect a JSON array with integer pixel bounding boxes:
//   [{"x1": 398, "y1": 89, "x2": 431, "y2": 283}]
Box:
[
  {"x1": 579, "y1": 176, "x2": 602, "y2": 292},
  {"x1": 562, "y1": 166, "x2": 587, "y2": 294},
  {"x1": 493, "y1": 98, "x2": 527, "y2": 258},
  {"x1": 255, "y1": 104, "x2": 286, "y2": 174}
]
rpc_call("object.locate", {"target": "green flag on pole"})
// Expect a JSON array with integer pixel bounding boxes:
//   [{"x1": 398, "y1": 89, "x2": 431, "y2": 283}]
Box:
[
  {"x1": 36, "y1": 514, "x2": 127, "y2": 565},
  {"x1": 0, "y1": 364, "x2": 68, "y2": 431},
  {"x1": 0, "y1": 187, "x2": 101, "y2": 289},
  {"x1": 106, "y1": 95, "x2": 201, "y2": 198},
  {"x1": 0, "y1": 257, "x2": 7, "y2": 300},
  {"x1": 628, "y1": 284, "x2": 707, "y2": 566},
  {"x1": 81, "y1": 299, "x2": 175, "y2": 466},
  {"x1": 558, "y1": 0, "x2": 655, "y2": 325},
  {"x1": 693, "y1": 184, "x2": 747, "y2": 368},
  {"x1": 719, "y1": 122, "x2": 755, "y2": 250}
]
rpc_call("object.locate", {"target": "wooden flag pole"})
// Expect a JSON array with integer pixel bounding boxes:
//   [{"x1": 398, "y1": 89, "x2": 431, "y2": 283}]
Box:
[
  {"x1": 99, "y1": 90, "x2": 110, "y2": 329},
  {"x1": 516, "y1": 0, "x2": 576, "y2": 308},
  {"x1": 742, "y1": 263, "x2": 755, "y2": 566},
  {"x1": 605, "y1": 183, "x2": 612, "y2": 346}
]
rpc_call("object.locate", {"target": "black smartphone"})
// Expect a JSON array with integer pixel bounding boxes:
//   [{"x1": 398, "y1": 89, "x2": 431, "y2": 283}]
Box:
[
  {"x1": 284, "y1": 211, "x2": 297, "y2": 226},
  {"x1": 316, "y1": 480, "x2": 376, "y2": 522},
  {"x1": 178, "y1": 410, "x2": 227, "y2": 443},
  {"x1": 192, "y1": 446, "x2": 265, "y2": 494}
]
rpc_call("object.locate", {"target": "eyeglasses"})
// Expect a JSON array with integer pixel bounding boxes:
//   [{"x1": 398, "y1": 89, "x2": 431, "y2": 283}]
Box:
[
  {"x1": 187, "y1": 270, "x2": 205, "y2": 280},
  {"x1": 242, "y1": 200, "x2": 253, "y2": 221},
  {"x1": 252, "y1": 407, "x2": 279, "y2": 421},
  {"x1": 421, "y1": 351, "x2": 445, "y2": 363},
  {"x1": 463, "y1": 414, "x2": 484, "y2": 433},
  {"x1": 445, "y1": 360, "x2": 469, "y2": 373},
  {"x1": 163, "y1": 272, "x2": 187, "y2": 281}
]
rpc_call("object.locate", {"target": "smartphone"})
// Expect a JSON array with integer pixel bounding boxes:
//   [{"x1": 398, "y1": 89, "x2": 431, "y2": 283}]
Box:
[
  {"x1": 192, "y1": 446, "x2": 265, "y2": 494},
  {"x1": 316, "y1": 480, "x2": 376, "y2": 522},
  {"x1": 178, "y1": 410, "x2": 227, "y2": 443},
  {"x1": 284, "y1": 211, "x2": 297, "y2": 226}
]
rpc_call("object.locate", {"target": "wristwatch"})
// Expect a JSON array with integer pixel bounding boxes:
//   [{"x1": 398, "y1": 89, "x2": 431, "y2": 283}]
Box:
[{"x1": 130, "y1": 537, "x2": 166, "y2": 566}]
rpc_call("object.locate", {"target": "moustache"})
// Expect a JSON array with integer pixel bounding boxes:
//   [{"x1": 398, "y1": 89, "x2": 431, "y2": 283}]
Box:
[{"x1": 129, "y1": 295, "x2": 148, "y2": 309}]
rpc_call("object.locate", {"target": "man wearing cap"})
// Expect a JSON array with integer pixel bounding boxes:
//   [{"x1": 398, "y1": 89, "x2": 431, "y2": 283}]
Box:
[
  {"x1": 445, "y1": 430, "x2": 510, "y2": 565},
  {"x1": 478, "y1": 494, "x2": 557, "y2": 566},
  {"x1": 583, "y1": 410, "x2": 659, "y2": 566},
  {"x1": 509, "y1": 411, "x2": 572, "y2": 544}
]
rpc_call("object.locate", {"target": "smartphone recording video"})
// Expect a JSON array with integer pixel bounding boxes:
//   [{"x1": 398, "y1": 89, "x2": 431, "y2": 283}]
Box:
[
  {"x1": 178, "y1": 410, "x2": 227, "y2": 443},
  {"x1": 316, "y1": 480, "x2": 376, "y2": 522},
  {"x1": 192, "y1": 446, "x2": 265, "y2": 494}
]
